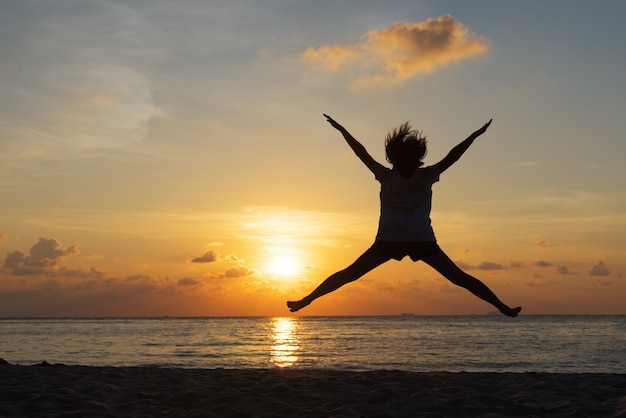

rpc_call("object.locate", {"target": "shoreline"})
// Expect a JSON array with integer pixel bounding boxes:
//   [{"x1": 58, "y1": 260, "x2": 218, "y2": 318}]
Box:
[{"x1": 1, "y1": 362, "x2": 625, "y2": 417}]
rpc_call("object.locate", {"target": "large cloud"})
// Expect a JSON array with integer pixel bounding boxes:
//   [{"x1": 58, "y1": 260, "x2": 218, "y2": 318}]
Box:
[
  {"x1": 3, "y1": 237, "x2": 78, "y2": 275},
  {"x1": 300, "y1": 15, "x2": 488, "y2": 86}
]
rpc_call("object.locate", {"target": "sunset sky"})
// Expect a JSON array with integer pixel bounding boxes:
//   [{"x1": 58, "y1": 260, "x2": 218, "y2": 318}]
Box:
[{"x1": 1, "y1": 1, "x2": 625, "y2": 316}]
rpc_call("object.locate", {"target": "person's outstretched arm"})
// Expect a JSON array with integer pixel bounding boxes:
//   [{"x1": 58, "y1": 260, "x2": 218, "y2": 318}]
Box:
[
  {"x1": 324, "y1": 114, "x2": 383, "y2": 174},
  {"x1": 436, "y1": 119, "x2": 492, "y2": 174}
]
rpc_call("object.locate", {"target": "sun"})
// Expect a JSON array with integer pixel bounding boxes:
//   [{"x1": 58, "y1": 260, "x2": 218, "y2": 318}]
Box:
[{"x1": 267, "y1": 255, "x2": 301, "y2": 277}]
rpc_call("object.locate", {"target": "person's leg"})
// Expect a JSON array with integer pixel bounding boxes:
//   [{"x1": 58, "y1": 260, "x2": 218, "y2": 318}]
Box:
[
  {"x1": 422, "y1": 250, "x2": 521, "y2": 317},
  {"x1": 287, "y1": 247, "x2": 391, "y2": 312}
]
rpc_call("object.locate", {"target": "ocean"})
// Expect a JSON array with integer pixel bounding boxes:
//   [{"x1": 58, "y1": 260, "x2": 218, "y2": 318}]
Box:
[{"x1": 1, "y1": 316, "x2": 624, "y2": 373}]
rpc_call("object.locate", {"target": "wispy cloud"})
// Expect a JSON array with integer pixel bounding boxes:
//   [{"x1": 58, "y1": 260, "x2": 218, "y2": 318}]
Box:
[
  {"x1": 300, "y1": 15, "x2": 488, "y2": 87},
  {"x1": 0, "y1": 2, "x2": 166, "y2": 164},
  {"x1": 46, "y1": 65, "x2": 162, "y2": 149},
  {"x1": 453, "y1": 260, "x2": 504, "y2": 271}
]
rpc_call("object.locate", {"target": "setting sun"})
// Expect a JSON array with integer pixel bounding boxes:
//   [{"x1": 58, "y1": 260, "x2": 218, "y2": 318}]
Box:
[{"x1": 267, "y1": 255, "x2": 301, "y2": 277}]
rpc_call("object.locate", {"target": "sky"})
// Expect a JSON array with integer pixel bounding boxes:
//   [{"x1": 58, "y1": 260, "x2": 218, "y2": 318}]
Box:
[{"x1": 1, "y1": 0, "x2": 625, "y2": 316}]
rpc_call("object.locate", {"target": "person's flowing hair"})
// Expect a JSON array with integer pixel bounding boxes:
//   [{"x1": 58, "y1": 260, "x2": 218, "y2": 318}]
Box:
[{"x1": 385, "y1": 122, "x2": 427, "y2": 171}]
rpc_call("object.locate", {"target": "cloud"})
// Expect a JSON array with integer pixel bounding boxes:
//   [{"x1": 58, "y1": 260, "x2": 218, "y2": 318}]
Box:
[
  {"x1": 301, "y1": 45, "x2": 359, "y2": 71},
  {"x1": 1, "y1": 237, "x2": 108, "y2": 280},
  {"x1": 224, "y1": 266, "x2": 259, "y2": 278},
  {"x1": 190, "y1": 248, "x2": 255, "y2": 279},
  {"x1": 534, "y1": 260, "x2": 552, "y2": 268},
  {"x1": 3, "y1": 237, "x2": 78, "y2": 275},
  {"x1": 557, "y1": 266, "x2": 576, "y2": 275},
  {"x1": 222, "y1": 254, "x2": 244, "y2": 262},
  {"x1": 50, "y1": 65, "x2": 162, "y2": 149},
  {"x1": 453, "y1": 260, "x2": 504, "y2": 270},
  {"x1": 58, "y1": 266, "x2": 108, "y2": 280},
  {"x1": 476, "y1": 261, "x2": 503, "y2": 271},
  {"x1": 300, "y1": 15, "x2": 488, "y2": 87},
  {"x1": 589, "y1": 261, "x2": 610, "y2": 277},
  {"x1": 191, "y1": 249, "x2": 244, "y2": 264},
  {"x1": 191, "y1": 250, "x2": 219, "y2": 263},
  {"x1": 178, "y1": 277, "x2": 201, "y2": 286},
  {"x1": 1, "y1": 1, "x2": 163, "y2": 158},
  {"x1": 188, "y1": 250, "x2": 260, "y2": 286}
]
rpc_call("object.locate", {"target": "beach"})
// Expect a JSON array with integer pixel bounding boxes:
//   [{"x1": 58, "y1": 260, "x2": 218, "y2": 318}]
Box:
[{"x1": 1, "y1": 360, "x2": 625, "y2": 417}]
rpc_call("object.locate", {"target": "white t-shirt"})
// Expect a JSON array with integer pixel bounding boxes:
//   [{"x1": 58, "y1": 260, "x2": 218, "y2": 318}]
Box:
[{"x1": 371, "y1": 165, "x2": 440, "y2": 242}]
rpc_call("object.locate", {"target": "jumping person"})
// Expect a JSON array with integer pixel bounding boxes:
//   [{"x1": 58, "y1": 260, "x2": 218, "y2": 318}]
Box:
[{"x1": 287, "y1": 114, "x2": 521, "y2": 317}]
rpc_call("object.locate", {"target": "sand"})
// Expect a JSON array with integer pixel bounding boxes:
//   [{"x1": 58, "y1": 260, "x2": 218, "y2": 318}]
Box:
[{"x1": 1, "y1": 360, "x2": 625, "y2": 417}]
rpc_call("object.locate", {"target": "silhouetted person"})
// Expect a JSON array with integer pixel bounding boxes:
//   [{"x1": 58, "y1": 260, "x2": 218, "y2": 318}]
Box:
[{"x1": 287, "y1": 115, "x2": 521, "y2": 317}]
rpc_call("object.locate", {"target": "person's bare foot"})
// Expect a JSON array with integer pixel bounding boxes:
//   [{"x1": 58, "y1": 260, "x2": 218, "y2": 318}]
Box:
[
  {"x1": 287, "y1": 299, "x2": 309, "y2": 312},
  {"x1": 500, "y1": 306, "x2": 522, "y2": 317}
]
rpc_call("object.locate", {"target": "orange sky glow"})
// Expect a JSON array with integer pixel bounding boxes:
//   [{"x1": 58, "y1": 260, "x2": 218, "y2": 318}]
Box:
[{"x1": 1, "y1": 2, "x2": 625, "y2": 316}]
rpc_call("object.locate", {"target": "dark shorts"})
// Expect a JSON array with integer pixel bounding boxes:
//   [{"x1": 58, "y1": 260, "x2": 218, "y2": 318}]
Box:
[{"x1": 370, "y1": 241, "x2": 442, "y2": 261}]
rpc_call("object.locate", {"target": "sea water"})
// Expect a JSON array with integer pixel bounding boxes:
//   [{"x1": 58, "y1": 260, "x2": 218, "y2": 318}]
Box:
[{"x1": 1, "y1": 316, "x2": 625, "y2": 373}]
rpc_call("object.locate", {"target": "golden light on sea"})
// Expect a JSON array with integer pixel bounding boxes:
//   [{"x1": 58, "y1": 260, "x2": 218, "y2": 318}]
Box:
[{"x1": 270, "y1": 317, "x2": 299, "y2": 367}]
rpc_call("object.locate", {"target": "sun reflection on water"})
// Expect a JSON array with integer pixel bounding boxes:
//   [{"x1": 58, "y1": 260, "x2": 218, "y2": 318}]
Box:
[{"x1": 270, "y1": 317, "x2": 299, "y2": 367}]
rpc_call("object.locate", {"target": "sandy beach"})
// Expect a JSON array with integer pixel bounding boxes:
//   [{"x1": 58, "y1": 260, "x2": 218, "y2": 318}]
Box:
[{"x1": 1, "y1": 360, "x2": 625, "y2": 417}]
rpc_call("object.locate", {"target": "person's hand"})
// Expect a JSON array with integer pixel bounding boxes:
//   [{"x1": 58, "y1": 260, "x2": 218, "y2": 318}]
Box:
[
  {"x1": 475, "y1": 119, "x2": 492, "y2": 135},
  {"x1": 324, "y1": 114, "x2": 344, "y2": 131}
]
